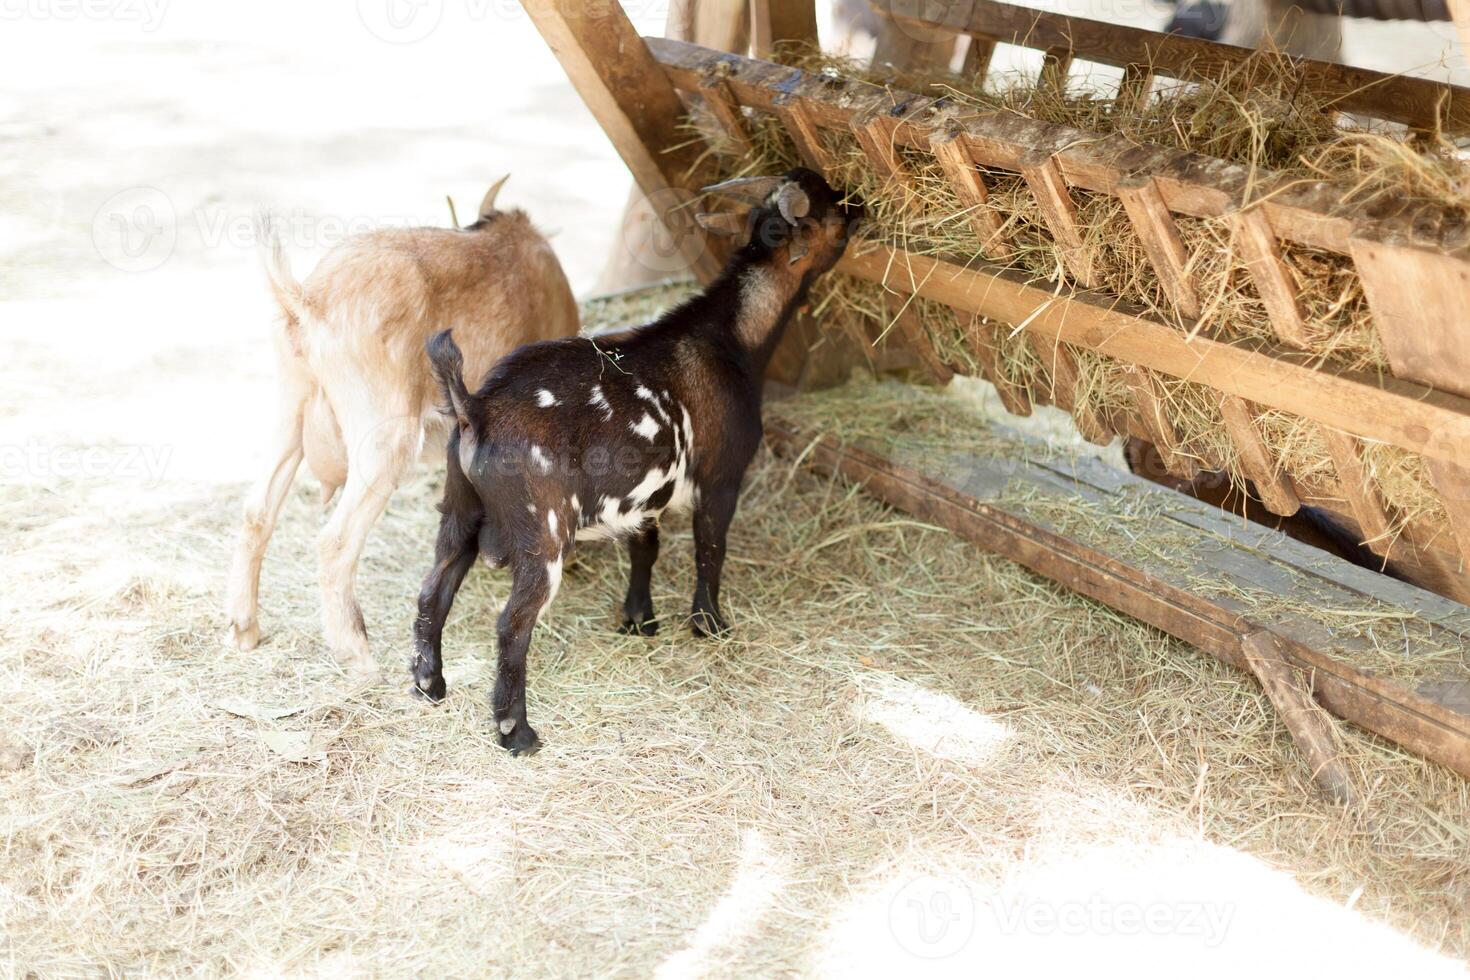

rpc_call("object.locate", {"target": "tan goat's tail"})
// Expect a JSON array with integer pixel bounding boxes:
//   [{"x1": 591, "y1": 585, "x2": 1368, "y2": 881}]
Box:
[{"x1": 257, "y1": 213, "x2": 310, "y2": 353}]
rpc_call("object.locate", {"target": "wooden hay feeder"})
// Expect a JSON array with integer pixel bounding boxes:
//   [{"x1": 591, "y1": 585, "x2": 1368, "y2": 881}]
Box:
[{"x1": 523, "y1": 0, "x2": 1470, "y2": 792}]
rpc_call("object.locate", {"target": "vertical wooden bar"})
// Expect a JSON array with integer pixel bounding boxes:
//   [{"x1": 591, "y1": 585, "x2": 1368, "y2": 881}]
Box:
[
  {"x1": 1427, "y1": 459, "x2": 1470, "y2": 573},
  {"x1": 1230, "y1": 207, "x2": 1311, "y2": 349},
  {"x1": 1020, "y1": 152, "x2": 1096, "y2": 287},
  {"x1": 1323, "y1": 426, "x2": 1397, "y2": 558},
  {"x1": 892, "y1": 304, "x2": 956, "y2": 384},
  {"x1": 773, "y1": 97, "x2": 834, "y2": 174},
  {"x1": 1116, "y1": 175, "x2": 1202, "y2": 320},
  {"x1": 928, "y1": 131, "x2": 1009, "y2": 259},
  {"x1": 1219, "y1": 394, "x2": 1301, "y2": 516},
  {"x1": 520, "y1": 0, "x2": 721, "y2": 281},
  {"x1": 966, "y1": 319, "x2": 1033, "y2": 417},
  {"x1": 1115, "y1": 63, "x2": 1154, "y2": 115},
  {"x1": 1038, "y1": 45, "x2": 1074, "y2": 94},
  {"x1": 1126, "y1": 367, "x2": 1198, "y2": 477},
  {"x1": 852, "y1": 108, "x2": 924, "y2": 215},
  {"x1": 697, "y1": 72, "x2": 751, "y2": 154},
  {"x1": 1033, "y1": 338, "x2": 1113, "y2": 446},
  {"x1": 962, "y1": 33, "x2": 997, "y2": 83}
]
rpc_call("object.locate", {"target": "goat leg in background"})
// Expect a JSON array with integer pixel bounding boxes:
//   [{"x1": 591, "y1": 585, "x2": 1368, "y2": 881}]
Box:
[
  {"x1": 619, "y1": 523, "x2": 661, "y2": 636},
  {"x1": 690, "y1": 484, "x2": 739, "y2": 638}
]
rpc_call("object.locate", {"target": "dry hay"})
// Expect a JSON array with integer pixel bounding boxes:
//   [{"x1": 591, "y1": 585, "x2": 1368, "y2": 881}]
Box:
[
  {"x1": 6, "y1": 281, "x2": 1470, "y2": 974},
  {"x1": 685, "y1": 43, "x2": 1460, "y2": 560}
]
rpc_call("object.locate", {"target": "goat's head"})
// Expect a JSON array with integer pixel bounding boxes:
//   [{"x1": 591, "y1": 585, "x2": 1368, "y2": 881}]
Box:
[{"x1": 698, "y1": 168, "x2": 864, "y2": 276}]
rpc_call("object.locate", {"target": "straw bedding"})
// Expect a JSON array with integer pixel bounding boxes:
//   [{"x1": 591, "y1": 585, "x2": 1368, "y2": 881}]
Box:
[
  {"x1": 686, "y1": 44, "x2": 1468, "y2": 560},
  {"x1": 4, "y1": 285, "x2": 1470, "y2": 974}
]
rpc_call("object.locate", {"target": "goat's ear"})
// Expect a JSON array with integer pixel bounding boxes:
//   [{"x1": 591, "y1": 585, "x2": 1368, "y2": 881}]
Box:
[
  {"x1": 695, "y1": 210, "x2": 746, "y2": 237},
  {"x1": 478, "y1": 174, "x2": 511, "y2": 219},
  {"x1": 788, "y1": 237, "x2": 810, "y2": 264}
]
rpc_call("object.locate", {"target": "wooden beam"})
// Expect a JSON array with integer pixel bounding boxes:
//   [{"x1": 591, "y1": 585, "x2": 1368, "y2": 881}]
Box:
[
  {"x1": 1115, "y1": 62, "x2": 1153, "y2": 116},
  {"x1": 852, "y1": 109, "x2": 923, "y2": 215},
  {"x1": 773, "y1": 97, "x2": 834, "y2": 174},
  {"x1": 1020, "y1": 153, "x2": 1096, "y2": 287},
  {"x1": 750, "y1": 0, "x2": 817, "y2": 57},
  {"x1": 1352, "y1": 237, "x2": 1470, "y2": 402},
  {"x1": 1126, "y1": 366, "x2": 1198, "y2": 477},
  {"x1": 1219, "y1": 394, "x2": 1301, "y2": 517},
  {"x1": 1038, "y1": 45, "x2": 1072, "y2": 95},
  {"x1": 1323, "y1": 426, "x2": 1397, "y2": 559},
  {"x1": 1428, "y1": 459, "x2": 1470, "y2": 575},
  {"x1": 829, "y1": 242, "x2": 1470, "y2": 470},
  {"x1": 962, "y1": 33, "x2": 997, "y2": 83},
  {"x1": 966, "y1": 319, "x2": 1033, "y2": 416},
  {"x1": 520, "y1": 0, "x2": 721, "y2": 282},
  {"x1": 1032, "y1": 337, "x2": 1112, "y2": 446},
  {"x1": 928, "y1": 131, "x2": 1009, "y2": 259},
  {"x1": 1117, "y1": 175, "x2": 1201, "y2": 320},
  {"x1": 882, "y1": 0, "x2": 1470, "y2": 135},
  {"x1": 762, "y1": 413, "x2": 1470, "y2": 778},
  {"x1": 1240, "y1": 631, "x2": 1359, "y2": 806},
  {"x1": 892, "y1": 304, "x2": 956, "y2": 384},
  {"x1": 697, "y1": 71, "x2": 752, "y2": 154}
]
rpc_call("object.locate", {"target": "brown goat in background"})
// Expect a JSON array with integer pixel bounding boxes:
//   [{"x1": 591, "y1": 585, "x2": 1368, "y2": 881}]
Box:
[{"x1": 226, "y1": 178, "x2": 579, "y2": 682}]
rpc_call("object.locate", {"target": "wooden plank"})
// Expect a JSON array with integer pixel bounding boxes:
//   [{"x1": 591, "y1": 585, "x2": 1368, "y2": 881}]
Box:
[
  {"x1": 1428, "y1": 459, "x2": 1470, "y2": 575},
  {"x1": 1352, "y1": 237, "x2": 1470, "y2": 402},
  {"x1": 1231, "y1": 208, "x2": 1311, "y2": 350},
  {"x1": 697, "y1": 71, "x2": 752, "y2": 154},
  {"x1": 1126, "y1": 366, "x2": 1198, "y2": 477},
  {"x1": 521, "y1": 0, "x2": 721, "y2": 282},
  {"x1": 962, "y1": 33, "x2": 997, "y2": 83},
  {"x1": 1219, "y1": 394, "x2": 1301, "y2": 517},
  {"x1": 762, "y1": 414, "x2": 1470, "y2": 778},
  {"x1": 1038, "y1": 45, "x2": 1072, "y2": 95},
  {"x1": 1020, "y1": 153, "x2": 1096, "y2": 287},
  {"x1": 831, "y1": 242, "x2": 1470, "y2": 470},
  {"x1": 892, "y1": 304, "x2": 956, "y2": 384},
  {"x1": 1240, "y1": 631, "x2": 1358, "y2": 806},
  {"x1": 1117, "y1": 175, "x2": 1201, "y2": 320},
  {"x1": 851, "y1": 109, "x2": 923, "y2": 215},
  {"x1": 1323, "y1": 426, "x2": 1397, "y2": 559},
  {"x1": 1032, "y1": 337, "x2": 1112, "y2": 445},
  {"x1": 1115, "y1": 62, "x2": 1153, "y2": 116},
  {"x1": 928, "y1": 131, "x2": 1009, "y2": 259},
  {"x1": 882, "y1": 0, "x2": 1470, "y2": 135},
  {"x1": 762, "y1": 0, "x2": 818, "y2": 50}
]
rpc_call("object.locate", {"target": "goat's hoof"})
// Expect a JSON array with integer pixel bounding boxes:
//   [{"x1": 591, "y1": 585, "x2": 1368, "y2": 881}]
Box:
[
  {"x1": 690, "y1": 610, "x2": 731, "y2": 639},
  {"x1": 498, "y1": 722, "x2": 542, "y2": 757},
  {"x1": 341, "y1": 657, "x2": 384, "y2": 687},
  {"x1": 617, "y1": 616, "x2": 659, "y2": 637},
  {"x1": 412, "y1": 674, "x2": 446, "y2": 703},
  {"x1": 227, "y1": 619, "x2": 260, "y2": 652}
]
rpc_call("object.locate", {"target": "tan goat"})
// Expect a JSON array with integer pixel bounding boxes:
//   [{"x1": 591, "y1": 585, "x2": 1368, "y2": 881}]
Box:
[{"x1": 226, "y1": 179, "x2": 579, "y2": 682}]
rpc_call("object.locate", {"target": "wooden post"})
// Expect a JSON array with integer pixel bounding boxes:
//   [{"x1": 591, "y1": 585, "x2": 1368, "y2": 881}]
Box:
[
  {"x1": 1020, "y1": 152, "x2": 1096, "y2": 287},
  {"x1": 1219, "y1": 394, "x2": 1301, "y2": 517},
  {"x1": 1240, "y1": 631, "x2": 1358, "y2": 807},
  {"x1": 1231, "y1": 208, "x2": 1310, "y2": 349},
  {"x1": 1117, "y1": 175, "x2": 1201, "y2": 320},
  {"x1": 750, "y1": 0, "x2": 817, "y2": 57},
  {"x1": 525, "y1": 0, "x2": 722, "y2": 284},
  {"x1": 1323, "y1": 426, "x2": 1396, "y2": 559},
  {"x1": 1126, "y1": 367, "x2": 1198, "y2": 478},
  {"x1": 929, "y1": 131, "x2": 1009, "y2": 259}
]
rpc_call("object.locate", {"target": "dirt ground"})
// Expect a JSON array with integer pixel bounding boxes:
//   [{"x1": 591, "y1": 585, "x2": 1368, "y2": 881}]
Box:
[{"x1": 4, "y1": 3, "x2": 1470, "y2": 977}]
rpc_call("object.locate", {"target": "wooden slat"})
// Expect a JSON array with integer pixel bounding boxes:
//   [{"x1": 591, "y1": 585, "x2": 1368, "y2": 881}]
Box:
[
  {"x1": 1020, "y1": 153, "x2": 1096, "y2": 287},
  {"x1": 1038, "y1": 45, "x2": 1073, "y2": 94},
  {"x1": 882, "y1": 0, "x2": 1470, "y2": 135},
  {"x1": 1032, "y1": 337, "x2": 1113, "y2": 446},
  {"x1": 1126, "y1": 367, "x2": 1198, "y2": 477},
  {"x1": 1219, "y1": 394, "x2": 1301, "y2": 517},
  {"x1": 1428, "y1": 459, "x2": 1470, "y2": 574},
  {"x1": 1116, "y1": 175, "x2": 1201, "y2": 320},
  {"x1": 697, "y1": 71, "x2": 752, "y2": 153},
  {"x1": 1231, "y1": 208, "x2": 1311, "y2": 349},
  {"x1": 851, "y1": 109, "x2": 923, "y2": 215},
  {"x1": 928, "y1": 131, "x2": 1009, "y2": 259},
  {"x1": 773, "y1": 97, "x2": 834, "y2": 174},
  {"x1": 1115, "y1": 62, "x2": 1153, "y2": 115},
  {"x1": 962, "y1": 33, "x2": 997, "y2": 82},
  {"x1": 892, "y1": 304, "x2": 956, "y2": 384},
  {"x1": 1352, "y1": 237, "x2": 1470, "y2": 402},
  {"x1": 762, "y1": 413, "x2": 1470, "y2": 778},
  {"x1": 966, "y1": 319, "x2": 1033, "y2": 416},
  {"x1": 1240, "y1": 631, "x2": 1358, "y2": 806},
  {"x1": 750, "y1": 0, "x2": 817, "y2": 58},
  {"x1": 521, "y1": 0, "x2": 721, "y2": 281},
  {"x1": 831, "y1": 242, "x2": 1470, "y2": 470},
  {"x1": 1323, "y1": 426, "x2": 1397, "y2": 558}
]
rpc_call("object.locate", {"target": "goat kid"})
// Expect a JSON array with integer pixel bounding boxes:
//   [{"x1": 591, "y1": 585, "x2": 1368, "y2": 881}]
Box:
[
  {"x1": 226, "y1": 178, "x2": 579, "y2": 682},
  {"x1": 414, "y1": 168, "x2": 863, "y2": 754}
]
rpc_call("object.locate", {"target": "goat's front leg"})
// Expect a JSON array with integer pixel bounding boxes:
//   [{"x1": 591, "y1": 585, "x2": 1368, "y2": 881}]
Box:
[
  {"x1": 411, "y1": 451, "x2": 483, "y2": 702},
  {"x1": 493, "y1": 551, "x2": 562, "y2": 755},
  {"x1": 690, "y1": 485, "x2": 739, "y2": 638},
  {"x1": 618, "y1": 523, "x2": 659, "y2": 636}
]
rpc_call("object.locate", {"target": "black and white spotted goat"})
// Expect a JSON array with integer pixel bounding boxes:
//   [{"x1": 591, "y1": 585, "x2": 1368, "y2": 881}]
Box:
[{"x1": 412, "y1": 168, "x2": 863, "y2": 754}]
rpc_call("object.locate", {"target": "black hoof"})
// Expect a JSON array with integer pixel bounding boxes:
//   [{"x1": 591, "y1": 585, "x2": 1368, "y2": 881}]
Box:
[
  {"x1": 618, "y1": 616, "x2": 659, "y2": 636},
  {"x1": 412, "y1": 673, "x2": 446, "y2": 703},
  {"x1": 690, "y1": 609, "x2": 731, "y2": 639},
  {"x1": 498, "y1": 722, "x2": 542, "y2": 756}
]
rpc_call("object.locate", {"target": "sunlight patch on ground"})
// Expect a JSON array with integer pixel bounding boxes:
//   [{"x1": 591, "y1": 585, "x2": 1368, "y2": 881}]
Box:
[
  {"x1": 855, "y1": 673, "x2": 1013, "y2": 765},
  {"x1": 654, "y1": 829, "x2": 786, "y2": 979}
]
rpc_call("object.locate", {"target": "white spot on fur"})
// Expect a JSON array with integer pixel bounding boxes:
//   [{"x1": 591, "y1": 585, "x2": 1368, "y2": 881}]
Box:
[
  {"x1": 499, "y1": 717, "x2": 516, "y2": 734},
  {"x1": 631, "y1": 412, "x2": 660, "y2": 442},
  {"x1": 636, "y1": 384, "x2": 670, "y2": 423},
  {"x1": 547, "y1": 510, "x2": 559, "y2": 537},
  {"x1": 589, "y1": 385, "x2": 613, "y2": 421},
  {"x1": 529, "y1": 445, "x2": 552, "y2": 474},
  {"x1": 570, "y1": 494, "x2": 581, "y2": 515},
  {"x1": 526, "y1": 502, "x2": 537, "y2": 515},
  {"x1": 736, "y1": 266, "x2": 786, "y2": 349},
  {"x1": 536, "y1": 389, "x2": 558, "y2": 408},
  {"x1": 539, "y1": 554, "x2": 563, "y2": 620}
]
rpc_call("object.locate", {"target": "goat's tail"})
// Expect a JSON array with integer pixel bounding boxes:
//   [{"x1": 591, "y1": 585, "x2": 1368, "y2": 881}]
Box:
[
  {"x1": 426, "y1": 330, "x2": 472, "y2": 427},
  {"x1": 257, "y1": 212, "x2": 310, "y2": 354}
]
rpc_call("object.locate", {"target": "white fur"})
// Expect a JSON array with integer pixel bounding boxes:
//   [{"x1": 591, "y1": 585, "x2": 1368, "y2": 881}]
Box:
[
  {"x1": 631, "y1": 412, "x2": 660, "y2": 442},
  {"x1": 547, "y1": 510, "x2": 559, "y2": 537},
  {"x1": 589, "y1": 385, "x2": 613, "y2": 421},
  {"x1": 529, "y1": 444, "x2": 552, "y2": 474},
  {"x1": 736, "y1": 266, "x2": 785, "y2": 349},
  {"x1": 636, "y1": 384, "x2": 670, "y2": 423},
  {"x1": 536, "y1": 389, "x2": 558, "y2": 408}
]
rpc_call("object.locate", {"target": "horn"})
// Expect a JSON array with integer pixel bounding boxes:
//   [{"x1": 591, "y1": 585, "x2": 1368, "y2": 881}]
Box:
[
  {"x1": 694, "y1": 211, "x2": 747, "y2": 237},
  {"x1": 776, "y1": 183, "x2": 811, "y2": 226},
  {"x1": 699, "y1": 174, "x2": 784, "y2": 205},
  {"x1": 478, "y1": 174, "x2": 511, "y2": 218}
]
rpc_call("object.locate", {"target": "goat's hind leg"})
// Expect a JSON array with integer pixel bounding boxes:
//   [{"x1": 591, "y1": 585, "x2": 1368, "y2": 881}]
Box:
[
  {"x1": 412, "y1": 444, "x2": 483, "y2": 702},
  {"x1": 224, "y1": 359, "x2": 309, "y2": 651},
  {"x1": 618, "y1": 523, "x2": 659, "y2": 636},
  {"x1": 494, "y1": 550, "x2": 562, "y2": 756}
]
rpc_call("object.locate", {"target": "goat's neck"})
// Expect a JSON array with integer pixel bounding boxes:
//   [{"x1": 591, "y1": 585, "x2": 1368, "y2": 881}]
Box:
[{"x1": 730, "y1": 262, "x2": 808, "y2": 370}]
